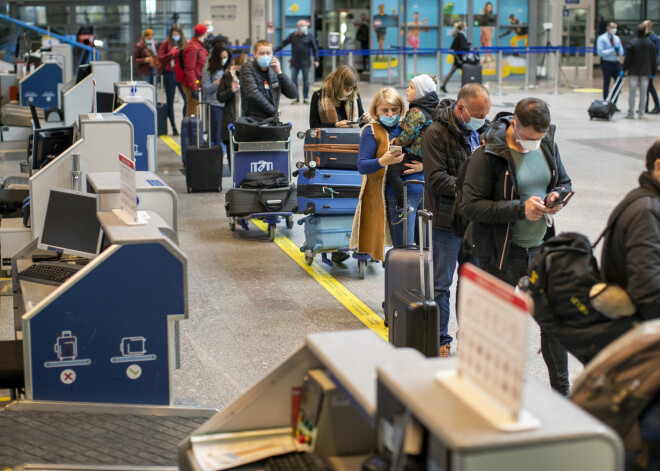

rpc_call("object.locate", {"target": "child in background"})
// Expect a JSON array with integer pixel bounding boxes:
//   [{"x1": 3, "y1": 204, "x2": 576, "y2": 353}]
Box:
[{"x1": 387, "y1": 74, "x2": 439, "y2": 221}]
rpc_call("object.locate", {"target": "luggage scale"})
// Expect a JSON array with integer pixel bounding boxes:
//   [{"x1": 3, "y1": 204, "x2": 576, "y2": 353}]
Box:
[{"x1": 227, "y1": 125, "x2": 294, "y2": 241}]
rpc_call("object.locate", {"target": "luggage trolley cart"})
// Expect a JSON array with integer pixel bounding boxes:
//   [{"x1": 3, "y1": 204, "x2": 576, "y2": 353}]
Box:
[{"x1": 225, "y1": 125, "x2": 296, "y2": 241}]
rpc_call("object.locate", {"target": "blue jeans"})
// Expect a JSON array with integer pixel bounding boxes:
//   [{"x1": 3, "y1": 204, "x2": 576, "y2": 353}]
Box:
[
  {"x1": 432, "y1": 228, "x2": 479, "y2": 346},
  {"x1": 210, "y1": 105, "x2": 227, "y2": 154},
  {"x1": 163, "y1": 70, "x2": 186, "y2": 129},
  {"x1": 385, "y1": 190, "x2": 423, "y2": 248},
  {"x1": 291, "y1": 65, "x2": 310, "y2": 100}
]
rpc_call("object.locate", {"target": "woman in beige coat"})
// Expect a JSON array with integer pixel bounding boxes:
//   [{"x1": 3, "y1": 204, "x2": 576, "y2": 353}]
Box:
[{"x1": 350, "y1": 87, "x2": 406, "y2": 261}]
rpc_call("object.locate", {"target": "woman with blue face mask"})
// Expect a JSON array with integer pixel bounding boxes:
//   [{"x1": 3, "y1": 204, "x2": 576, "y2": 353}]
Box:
[
  {"x1": 239, "y1": 40, "x2": 298, "y2": 121},
  {"x1": 350, "y1": 87, "x2": 408, "y2": 260},
  {"x1": 202, "y1": 45, "x2": 231, "y2": 156},
  {"x1": 158, "y1": 24, "x2": 187, "y2": 136}
]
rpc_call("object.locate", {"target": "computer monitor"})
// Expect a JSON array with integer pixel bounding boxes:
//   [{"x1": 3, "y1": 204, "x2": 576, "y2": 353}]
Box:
[
  {"x1": 39, "y1": 188, "x2": 103, "y2": 259},
  {"x1": 96, "y1": 92, "x2": 115, "y2": 113},
  {"x1": 31, "y1": 126, "x2": 74, "y2": 173}
]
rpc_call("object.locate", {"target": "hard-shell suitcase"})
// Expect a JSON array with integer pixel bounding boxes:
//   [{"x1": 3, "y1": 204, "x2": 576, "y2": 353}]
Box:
[
  {"x1": 389, "y1": 208, "x2": 440, "y2": 357},
  {"x1": 588, "y1": 75, "x2": 624, "y2": 120},
  {"x1": 180, "y1": 115, "x2": 203, "y2": 165},
  {"x1": 294, "y1": 166, "x2": 361, "y2": 215},
  {"x1": 225, "y1": 186, "x2": 297, "y2": 216},
  {"x1": 461, "y1": 63, "x2": 482, "y2": 85},
  {"x1": 157, "y1": 102, "x2": 168, "y2": 136},
  {"x1": 303, "y1": 128, "x2": 361, "y2": 170},
  {"x1": 185, "y1": 100, "x2": 223, "y2": 193},
  {"x1": 298, "y1": 214, "x2": 354, "y2": 252},
  {"x1": 383, "y1": 181, "x2": 430, "y2": 326}
]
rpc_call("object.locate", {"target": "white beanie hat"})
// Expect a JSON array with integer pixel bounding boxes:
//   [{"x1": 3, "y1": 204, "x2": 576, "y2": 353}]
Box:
[{"x1": 411, "y1": 74, "x2": 436, "y2": 100}]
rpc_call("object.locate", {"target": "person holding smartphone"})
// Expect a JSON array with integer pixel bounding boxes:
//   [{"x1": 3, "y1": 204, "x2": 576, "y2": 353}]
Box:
[
  {"x1": 217, "y1": 53, "x2": 248, "y2": 169},
  {"x1": 309, "y1": 65, "x2": 370, "y2": 128},
  {"x1": 350, "y1": 87, "x2": 406, "y2": 261},
  {"x1": 240, "y1": 40, "x2": 298, "y2": 121}
]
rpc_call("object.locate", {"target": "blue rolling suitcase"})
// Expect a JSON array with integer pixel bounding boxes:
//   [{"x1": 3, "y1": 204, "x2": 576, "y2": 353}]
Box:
[
  {"x1": 294, "y1": 166, "x2": 361, "y2": 215},
  {"x1": 180, "y1": 115, "x2": 203, "y2": 165},
  {"x1": 298, "y1": 214, "x2": 354, "y2": 252}
]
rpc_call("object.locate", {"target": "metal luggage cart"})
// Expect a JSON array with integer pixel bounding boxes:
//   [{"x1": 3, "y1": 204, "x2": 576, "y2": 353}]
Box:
[
  {"x1": 226, "y1": 125, "x2": 295, "y2": 241},
  {"x1": 303, "y1": 247, "x2": 373, "y2": 279}
]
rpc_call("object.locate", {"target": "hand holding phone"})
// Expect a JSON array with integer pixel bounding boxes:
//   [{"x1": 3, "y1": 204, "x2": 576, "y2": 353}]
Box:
[
  {"x1": 544, "y1": 190, "x2": 574, "y2": 208},
  {"x1": 390, "y1": 145, "x2": 402, "y2": 154}
]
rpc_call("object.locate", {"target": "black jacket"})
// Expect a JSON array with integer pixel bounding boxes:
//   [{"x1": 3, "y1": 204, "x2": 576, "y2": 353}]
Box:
[
  {"x1": 216, "y1": 71, "x2": 238, "y2": 143},
  {"x1": 623, "y1": 37, "x2": 658, "y2": 77},
  {"x1": 240, "y1": 59, "x2": 298, "y2": 121},
  {"x1": 421, "y1": 98, "x2": 489, "y2": 230},
  {"x1": 462, "y1": 113, "x2": 572, "y2": 268},
  {"x1": 274, "y1": 32, "x2": 319, "y2": 68},
  {"x1": 601, "y1": 172, "x2": 660, "y2": 319},
  {"x1": 309, "y1": 90, "x2": 365, "y2": 128},
  {"x1": 410, "y1": 91, "x2": 440, "y2": 120}
]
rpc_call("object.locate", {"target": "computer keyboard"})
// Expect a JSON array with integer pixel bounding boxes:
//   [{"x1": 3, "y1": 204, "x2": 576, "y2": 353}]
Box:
[
  {"x1": 19, "y1": 263, "x2": 81, "y2": 284},
  {"x1": 264, "y1": 452, "x2": 334, "y2": 471}
]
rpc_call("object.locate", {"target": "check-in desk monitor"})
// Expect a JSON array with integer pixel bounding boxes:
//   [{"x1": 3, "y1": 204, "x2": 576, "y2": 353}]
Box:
[
  {"x1": 96, "y1": 91, "x2": 115, "y2": 113},
  {"x1": 32, "y1": 126, "x2": 74, "y2": 173},
  {"x1": 39, "y1": 188, "x2": 102, "y2": 258}
]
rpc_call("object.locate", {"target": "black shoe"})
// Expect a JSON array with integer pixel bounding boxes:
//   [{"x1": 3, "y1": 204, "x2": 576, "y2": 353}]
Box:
[
  {"x1": 303, "y1": 99, "x2": 309, "y2": 104},
  {"x1": 614, "y1": 106, "x2": 621, "y2": 112},
  {"x1": 331, "y1": 252, "x2": 350, "y2": 264},
  {"x1": 650, "y1": 108, "x2": 660, "y2": 114},
  {"x1": 172, "y1": 127, "x2": 179, "y2": 136},
  {"x1": 292, "y1": 99, "x2": 300, "y2": 105},
  {"x1": 440, "y1": 85, "x2": 448, "y2": 93}
]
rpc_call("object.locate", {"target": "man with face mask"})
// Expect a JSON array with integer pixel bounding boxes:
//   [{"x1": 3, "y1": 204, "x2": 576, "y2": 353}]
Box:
[
  {"x1": 597, "y1": 21, "x2": 623, "y2": 103},
  {"x1": 421, "y1": 83, "x2": 490, "y2": 358},
  {"x1": 462, "y1": 98, "x2": 572, "y2": 395},
  {"x1": 274, "y1": 19, "x2": 319, "y2": 104}
]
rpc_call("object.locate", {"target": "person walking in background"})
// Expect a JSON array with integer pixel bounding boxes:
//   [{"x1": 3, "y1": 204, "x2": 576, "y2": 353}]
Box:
[
  {"x1": 440, "y1": 22, "x2": 469, "y2": 94},
  {"x1": 643, "y1": 20, "x2": 660, "y2": 114},
  {"x1": 217, "y1": 53, "x2": 248, "y2": 170},
  {"x1": 309, "y1": 65, "x2": 369, "y2": 128},
  {"x1": 274, "y1": 20, "x2": 319, "y2": 105},
  {"x1": 421, "y1": 83, "x2": 491, "y2": 358},
  {"x1": 182, "y1": 24, "x2": 209, "y2": 117},
  {"x1": 158, "y1": 24, "x2": 187, "y2": 136},
  {"x1": 202, "y1": 44, "x2": 231, "y2": 155},
  {"x1": 240, "y1": 40, "x2": 298, "y2": 121},
  {"x1": 462, "y1": 98, "x2": 572, "y2": 395},
  {"x1": 597, "y1": 21, "x2": 623, "y2": 103},
  {"x1": 622, "y1": 24, "x2": 657, "y2": 119},
  {"x1": 134, "y1": 28, "x2": 158, "y2": 85}
]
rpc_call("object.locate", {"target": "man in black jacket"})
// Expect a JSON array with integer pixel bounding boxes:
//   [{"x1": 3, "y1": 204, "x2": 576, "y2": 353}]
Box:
[
  {"x1": 623, "y1": 23, "x2": 658, "y2": 119},
  {"x1": 240, "y1": 40, "x2": 298, "y2": 121},
  {"x1": 421, "y1": 83, "x2": 490, "y2": 358},
  {"x1": 274, "y1": 20, "x2": 319, "y2": 105},
  {"x1": 601, "y1": 139, "x2": 660, "y2": 319},
  {"x1": 462, "y1": 98, "x2": 572, "y2": 395}
]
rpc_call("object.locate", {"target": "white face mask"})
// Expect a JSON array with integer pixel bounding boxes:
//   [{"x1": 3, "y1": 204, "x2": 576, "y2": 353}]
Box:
[
  {"x1": 513, "y1": 123, "x2": 543, "y2": 153},
  {"x1": 610, "y1": 28, "x2": 617, "y2": 35},
  {"x1": 300, "y1": 26, "x2": 308, "y2": 34},
  {"x1": 206, "y1": 25, "x2": 214, "y2": 33},
  {"x1": 221, "y1": 57, "x2": 228, "y2": 66}
]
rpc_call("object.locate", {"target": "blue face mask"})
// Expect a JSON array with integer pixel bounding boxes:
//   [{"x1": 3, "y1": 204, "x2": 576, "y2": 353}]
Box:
[
  {"x1": 379, "y1": 114, "x2": 400, "y2": 127},
  {"x1": 172, "y1": 34, "x2": 181, "y2": 42},
  {"x1": 461, "y1": 106, "x2": 485, "y2": 131},
  {"x1": 257, "y1": 55, "x2": 273, "y2": 68}
]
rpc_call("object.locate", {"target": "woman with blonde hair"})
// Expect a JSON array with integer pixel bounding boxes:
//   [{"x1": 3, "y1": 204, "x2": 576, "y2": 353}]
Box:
[
  {"x1": 350, "y1": 87, "x2": 408, "y2": 261},
  {"x1": 439, "y1": 21, "x2": 469, "y2": 93},
  {"x1": 309, "y1": 64, "x2": 370, "y2": 128}
]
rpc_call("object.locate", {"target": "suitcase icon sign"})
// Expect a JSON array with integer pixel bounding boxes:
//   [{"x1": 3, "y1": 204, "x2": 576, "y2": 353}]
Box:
[{"x1": 251, "y1": 160, "x2": 274, "y2": 172}]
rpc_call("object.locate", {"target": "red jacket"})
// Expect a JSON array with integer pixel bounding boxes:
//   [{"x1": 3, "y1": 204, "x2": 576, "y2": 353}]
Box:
[
  {"x1": 158, "y1": 40, "x2": 178, "y2": 73},
  {"x1": 134, "y1": 40, "x2": 158, "y2": 76},
  {"x1": 182, "y1": 37, "x2": 208, "y2": 90}
]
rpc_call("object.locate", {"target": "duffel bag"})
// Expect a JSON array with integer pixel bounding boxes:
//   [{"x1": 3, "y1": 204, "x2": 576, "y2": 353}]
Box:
[{"x1": 233, "y1": 116, "x2": 292, "y2": 142}]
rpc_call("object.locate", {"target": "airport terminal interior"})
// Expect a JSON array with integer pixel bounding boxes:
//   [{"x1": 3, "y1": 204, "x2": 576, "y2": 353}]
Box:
[{"x1": 0, "y1": 0, "x2": 659, "y2": 470}]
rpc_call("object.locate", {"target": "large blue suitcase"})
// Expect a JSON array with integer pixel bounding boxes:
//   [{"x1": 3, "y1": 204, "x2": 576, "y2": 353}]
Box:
[
  {"x1": 180, "y1": 115, "x2": 203, "y2": 165},
  {"x1": 298, "y1": 214, "x2": 354, "y2": 252},
  {"x1": 295, "y1": 166, "x2": 362, "y2": 215}
]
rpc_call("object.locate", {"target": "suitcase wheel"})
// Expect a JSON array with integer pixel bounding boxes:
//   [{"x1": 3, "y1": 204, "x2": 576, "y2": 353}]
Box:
[
  {"x1": 358, "y1": 259, "x2": 367, "y2": 279},
  {"x1": 229, "y1": 220, "x2": 236, "y2": 232},
  {"x1": 305, "y1": 251, "x2": 314, "y2": 266},
  {"x1": 268, "y1": 224, "x2": 276, "y2": 242},
  {"x1": 286, "y1": 216, "x2": 294, "y2": 229}
]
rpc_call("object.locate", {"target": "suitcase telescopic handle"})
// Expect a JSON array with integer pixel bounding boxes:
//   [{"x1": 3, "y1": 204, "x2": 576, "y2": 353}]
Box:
[
  {"x1": 417, "y1": 209, "x2": 434, "y2": 300},
  {"x1": 402, "y1": 179, "x2": 424, "y2": 247}
]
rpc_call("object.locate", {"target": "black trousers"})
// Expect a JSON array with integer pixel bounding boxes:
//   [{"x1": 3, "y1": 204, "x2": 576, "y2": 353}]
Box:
[
  {"x1": 601, "y1": 60, "x2": 621, "y2": 102},
  {"x1": 481, "y1": 243, "x2": 570, "y2": 396},
  {"x1": 648, "y1": 77, "x2": 660, "y2": 111}
]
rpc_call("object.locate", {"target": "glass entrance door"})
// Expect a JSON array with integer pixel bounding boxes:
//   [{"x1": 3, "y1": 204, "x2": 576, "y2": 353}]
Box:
[{"x1": 561, "y1": 7, "x2": 589, "y2": 67}]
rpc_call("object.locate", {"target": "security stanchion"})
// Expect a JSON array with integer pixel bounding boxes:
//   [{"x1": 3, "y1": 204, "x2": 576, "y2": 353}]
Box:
[
  {"x1": 550, "y1": 49, "x2": 561, "y2": 95},
  {"x1": 496, "y1": 49, "x2": 504, "y2": 96},
  {"x1": 572, "y1": 50, "x2": 580, "y2": 89},
  {"x1": 436, "y1": 50, "x2": 442, "y2": 93},
  {"x1": 332, "y1": 50, "x2": 337, "y2": 73},
  {"x1": 387, "y1": 53, "x2": 392, "y2": 85},
  {"x1": 413, "y1": 51, "x2": 418, "y2": 77},
  {"x1": 348, "y1": 50, "x2": 354, "y2": 68},
  {"x1": 521, "y1": 49, "x2": 530, "y2": 90}
]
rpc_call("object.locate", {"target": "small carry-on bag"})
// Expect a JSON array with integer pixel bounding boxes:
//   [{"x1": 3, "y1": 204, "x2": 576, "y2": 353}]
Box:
[
  {"x1": 303, "y1": 128, "x2": 361, "y2": 170},
  {"x1": 185, "y1": 99, "x2": 223, "y2": 193},
  {"x1": 298, "y1": 214, "x2": 354, "y2": 253},
  {"x1": 233, "y1": 116, "x2": 292, "y2": 142},
  {"x1": 588, "y1": 75, "x2": 624, "y2": 120},
  {"x1": 180, "y1": 115, "x2": 202, "y2": 165},
  {"x1": 225, "y1": 186, "x2": 297, "y2": 216},
  {"x1": 294, "y1": 165, "x2": 362, "y2": 215},
  {"x1": 383, "y1": 181, "x2": 431, "y2": 326},
  {"x1": 388, "y1": 207, "x2": 440, "y2": 357},
  {"x1": 157, "y1": 102, "x2": 168, "y2": 136},
  {"x1": 461, "y1": 63, "x2": 483, "y2": 85}
]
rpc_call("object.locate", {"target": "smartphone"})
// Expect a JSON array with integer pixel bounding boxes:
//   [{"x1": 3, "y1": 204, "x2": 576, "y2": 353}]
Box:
[
  {"x1": 545, "y1": 190, "x2": 574, "y2": 208},
  {"x1": 390, "y1": 145, "x2": 402, "y2": 154}
]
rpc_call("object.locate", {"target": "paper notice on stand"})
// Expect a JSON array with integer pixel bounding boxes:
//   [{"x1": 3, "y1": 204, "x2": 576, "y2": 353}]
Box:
[
  {"x1": 118, "y1": 153, "x2": 138, "y2": 223},
  {"x1": 191, "y1": 428, "x2": 307, "y2": 471},
  {"x1": 453, "y1": 263, "x2": 532, "y2": 421}
]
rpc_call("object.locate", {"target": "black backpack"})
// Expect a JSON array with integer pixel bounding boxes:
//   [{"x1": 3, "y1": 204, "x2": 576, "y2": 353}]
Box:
[
  {"x1": 239, "y1": 169, "x2": 289, "y2": 189},
  {"x1": 525, "y1": 190, "x2": 654, "y2": 365}
]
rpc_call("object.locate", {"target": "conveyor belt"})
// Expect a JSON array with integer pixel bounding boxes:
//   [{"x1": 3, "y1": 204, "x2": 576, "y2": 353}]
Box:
[{"x1": 0, "y1": 401, "x2": 215, "y2": 469}]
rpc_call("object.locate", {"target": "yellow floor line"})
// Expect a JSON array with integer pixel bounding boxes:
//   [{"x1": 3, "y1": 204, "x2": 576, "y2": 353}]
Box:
[
  {"x1": 160, "y1": 135, "x2": 387, "y2": 340},
  {"x1": 252, "y1": 220, "x2": 387, "y2": 340}
]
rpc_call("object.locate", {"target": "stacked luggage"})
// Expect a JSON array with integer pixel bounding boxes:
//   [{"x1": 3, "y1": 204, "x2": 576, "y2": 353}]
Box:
[{"x1": 295, "y1": 128, "x2": 368, "y2": 273}]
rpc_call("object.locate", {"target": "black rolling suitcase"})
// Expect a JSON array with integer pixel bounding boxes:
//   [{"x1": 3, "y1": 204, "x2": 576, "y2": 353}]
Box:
[
  {"x1": 383, "y1": 181, "x2": 431, "y2": 326},
  {"x1": 157, "y1": 102, "x2": 168, "y2": 136},
  {"x1": 185, "y1": 100, "x2": 223, "y2": 193},
  {"x1": 588, "y1": 75, "x2": 623, "y2": 120},
  {"x1": 303, "y1": 128, "x2": 361, "y2": 170},
  {"x1": 461, "y1": 63, "x2": 482, "y2": 85},
  {"x1": 388, "y1": 207, "x2": 440, "y2": 357}
]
